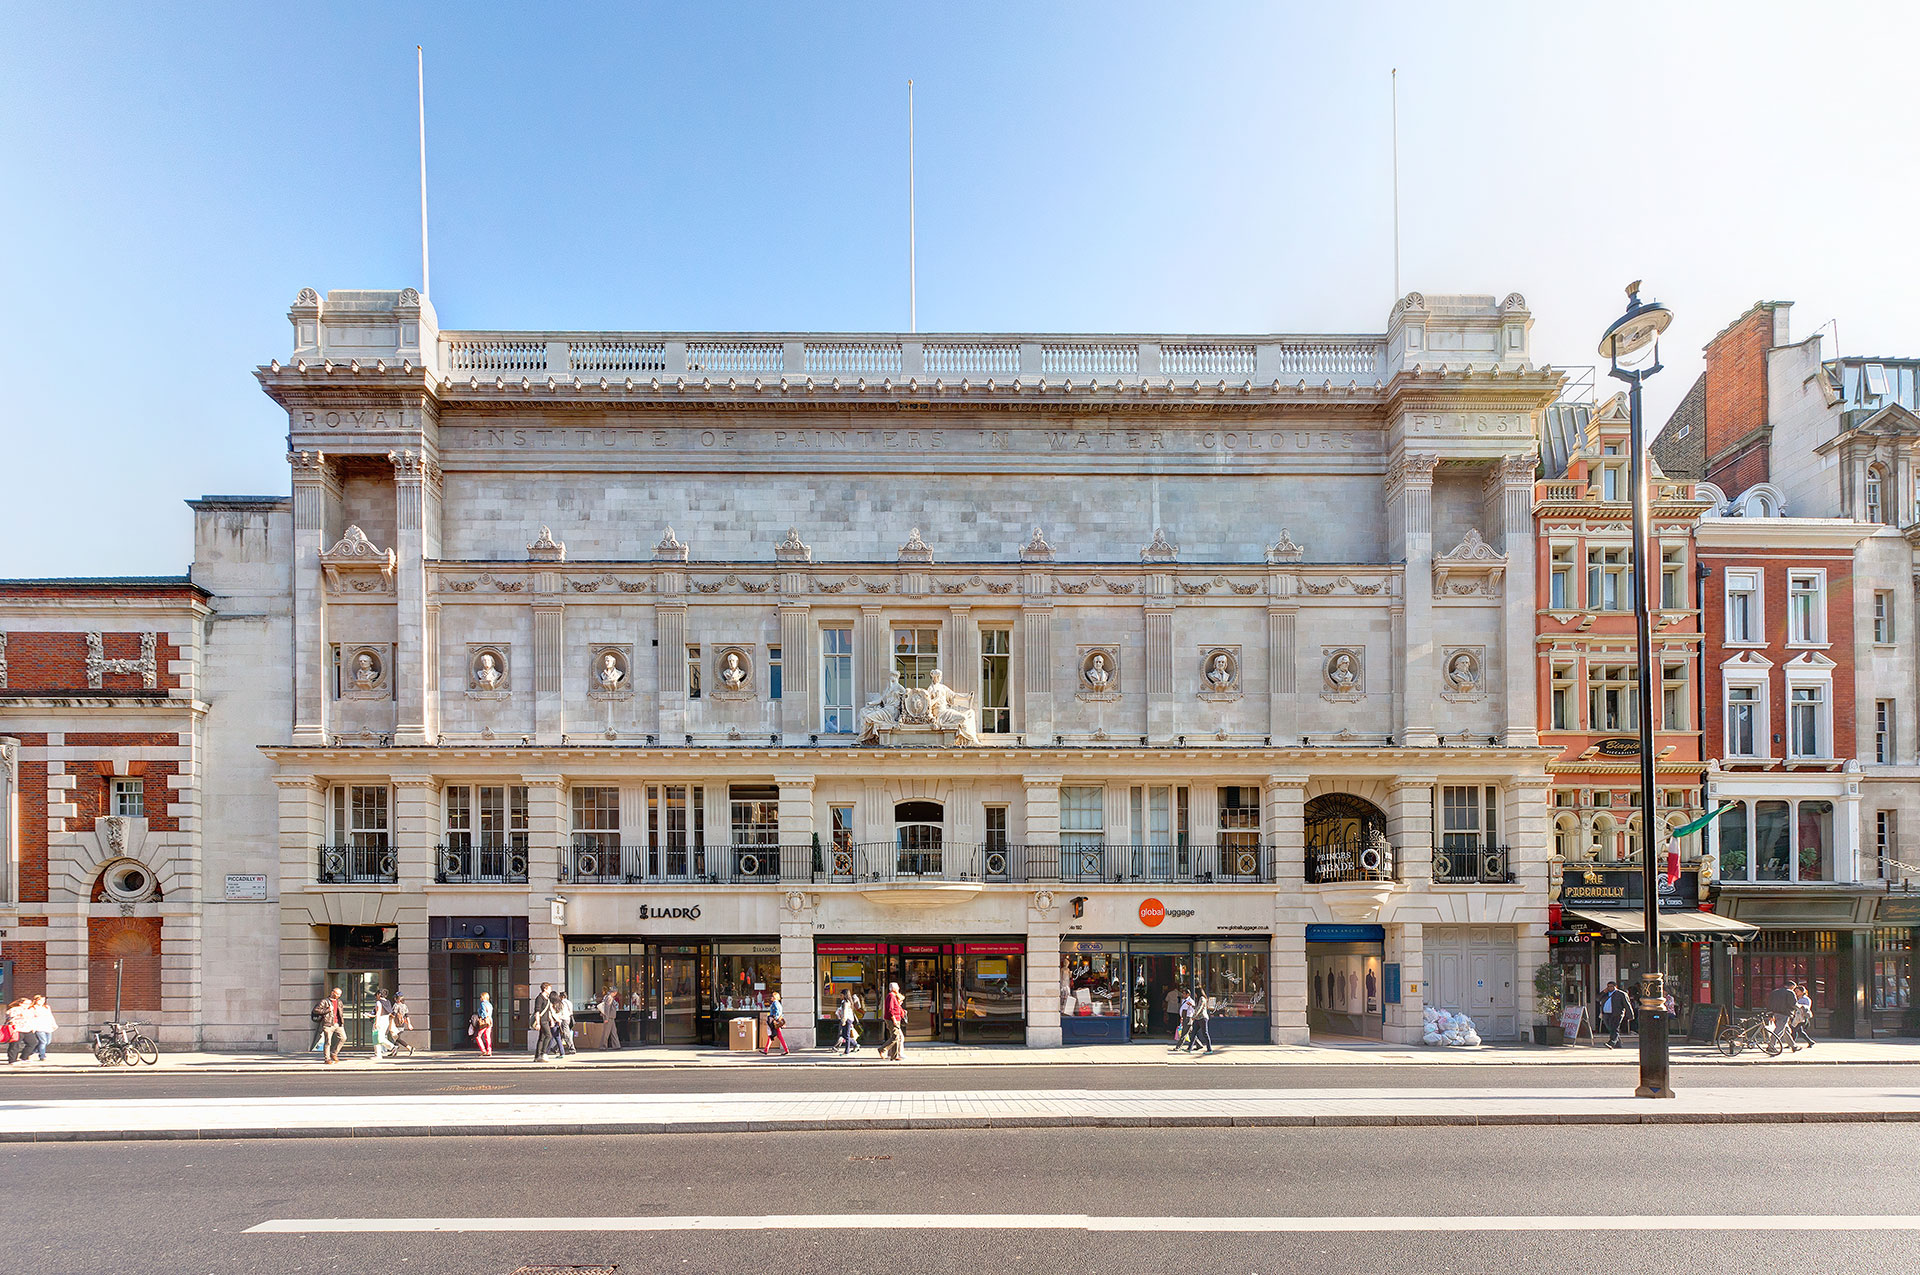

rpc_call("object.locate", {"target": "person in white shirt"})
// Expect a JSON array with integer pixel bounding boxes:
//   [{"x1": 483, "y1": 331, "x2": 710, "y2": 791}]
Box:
[{"x1": 27, "y1": 995, "x2": 56, "y2": 1062}]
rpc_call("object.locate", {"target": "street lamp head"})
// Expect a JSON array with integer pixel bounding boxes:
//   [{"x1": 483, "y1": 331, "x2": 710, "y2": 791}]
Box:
[{"x1": 1598, "y1": 280, "x2": 1672, "y2": 361}]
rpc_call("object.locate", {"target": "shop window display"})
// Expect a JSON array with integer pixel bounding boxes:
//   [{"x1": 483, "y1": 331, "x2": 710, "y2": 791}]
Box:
[
  {"x1": 1061, "y1": 946, "x2": 1126, "y2": 1020},
  {"x1": 958, "y1": 946, "x2": 1024, "y2": 1042},
  {"x1": 713, "y1": 944, "x2": 780, "y2": 1011},
  {"x1": 1200, "y1": 942, "x2": 1267, "y2": 1019}
]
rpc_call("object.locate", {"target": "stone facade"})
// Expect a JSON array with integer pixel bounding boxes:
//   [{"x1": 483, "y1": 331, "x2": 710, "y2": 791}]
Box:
[{"x1": 233, "y1": 287, "x2": 1562, "y2": 1050}]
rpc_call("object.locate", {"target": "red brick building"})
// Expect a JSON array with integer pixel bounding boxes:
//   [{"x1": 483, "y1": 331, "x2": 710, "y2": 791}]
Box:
[{"x1": 0, "y1": 579, "x2": 209, "y2": 1041}]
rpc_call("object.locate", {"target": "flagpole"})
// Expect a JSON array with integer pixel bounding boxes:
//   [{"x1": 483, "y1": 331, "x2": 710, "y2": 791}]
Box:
[
  {"x1": 417, "y1": 45, "x2": 430, "y2": 299},
  {"x1": 1390, "y1": 68, "x2": 1400, "y2": 301},
  {"x1": 907, "y1": 78, "x2": 917, "y2": 334}
]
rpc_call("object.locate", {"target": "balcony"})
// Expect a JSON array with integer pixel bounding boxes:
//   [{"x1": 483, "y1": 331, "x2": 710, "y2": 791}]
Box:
[
  {"x1": 561, "y1": 841, "x2": 813, "y2": 885},
  {"x1": 550, "y1": 841, "x2": 1278, "y2": 886},
  {"x1": 1305, "y1": 836, "x2": 1398, "y2": 885},
  {"x1": 1432, "y1": 843, "x2": 1515, "y2": 885},
  {"x1": 318, "y1": 843, "x2": 396, "y2": 885},
  {"x1": 1026, "y1": 842, "x2": 1274, "y2": 885},
  {"x1": 435, "y1": 841, "x2": 530, "y2": 885}
]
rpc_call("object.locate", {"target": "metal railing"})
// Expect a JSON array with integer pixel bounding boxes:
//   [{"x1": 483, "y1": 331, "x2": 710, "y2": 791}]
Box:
[
  {"x1": 1019, "y1": 842, "x2": 1274, "y2": 885},
  {"x1": 318, "y1": 843, "x2": 396, "y2": 885},
  {"x1": 561, "y1": 841, "x2": 816, "y2": 885},
  {"x1": 1432, "y1": 843, "x2": 1515, "y2": 885},
  {"x1": 549, "y1": 841, "x2": 1277, "y2": 885},
  {"x1": 435, "y1": 840, "x2": 530, "y2": 884},
  {"x1": 1305, "y1": 837, "x2": 1399, "y2": 885}
]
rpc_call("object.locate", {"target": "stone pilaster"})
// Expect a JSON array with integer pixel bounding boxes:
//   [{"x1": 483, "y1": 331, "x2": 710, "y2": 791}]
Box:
[
  {"x1": 1507, "y1": 775, "x2": 1553, "y2": 1025},
  {"x1": 1267, "y1": 595, "x2": 1297, "y2": 743},
  {"x1": 273, "y1": 774, "x2": 327, "y2": 1050},
  {"x1": 1265, "y1": 774, "x2": 1310, "y2": 1043},
  {"x1": 779, "y1": 891, "x2": 817, "y2": 1049},
  {"x1": 288, "y1": 453, "x2": 341, "y2": 745},
  {"x1": 1022, "y1": 774, "x2": 1061, "y2": 860},
  {"x1": 654, "y1": 602, "x2": 686, "y2": 741},
  {"x1": 159, "y1": 905, "x2": 203, "y2": 1048},
  {"x1": 1488, "y1": 453, "x2": 1540, "y2": 745},
  {"x1": 1386, "y1": 452, "x2": 1439, "y2": 745},
  {"x1": 1021, "y1": 598, "x2": 1053, "y2": 739},
  {"x1": 1388, "y1": 776, "x2": 1436, "y2": 891},
  {"x1": 390, "y1": 774, "x2": 438, "y2": 1013},
  {"x1": 522, "y1": 775, "x2": 566, "y2": 1020},
  {"x1": 391, "y1": 450, "x2": 435, "y2": 746},
  {"x1": 778, "y1": 604, "x2": 810, "y2": 740},
  {"x1": 946, "y1": 605, "x2": 977, "y2": 700},
  {"x1": 533, "y1": 571, "x2": 566, "y2": 744},
  {"x1": 1026, "y1": 892, "x2": 1063, "y2": 1047},
  {"x1": 1145, "y1": 605, "x2": 1174, "y2": 741},
  {"x1": 1384, "y1": 920, "x2": 1425, "y2": 1044},
  {"x1": 43, "y1": 908, "x2": 86, "y2": 1045},
  {"x1": 860, "y1": 606, "x2": 888, "y2": 708}
]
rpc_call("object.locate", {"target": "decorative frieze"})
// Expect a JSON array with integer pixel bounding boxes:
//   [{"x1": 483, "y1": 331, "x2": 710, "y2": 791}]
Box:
[{"x1": 85, "y1": 632, "x2": 157, "y2": 690}]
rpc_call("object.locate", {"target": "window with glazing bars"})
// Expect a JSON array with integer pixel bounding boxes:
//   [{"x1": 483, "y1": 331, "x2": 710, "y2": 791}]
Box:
[
  {"x1": 979, "y1": 629, "x2": 1011, "y2": 733},
  {"x1": 647, "y1": 785, "x2": 705, "y2": 878},
  {"x1": 334, "y1": 785, "x2": 389, "y2": 848},
  {"x1": 893, "y1": 628, "x2": 939, "y2": 689},
  {"x1": 1589, "y1": 664, "x2": 1638, "y2": 731},
  {"x1": 821, "y1": 628, "x2": 853, "y2": 732}
]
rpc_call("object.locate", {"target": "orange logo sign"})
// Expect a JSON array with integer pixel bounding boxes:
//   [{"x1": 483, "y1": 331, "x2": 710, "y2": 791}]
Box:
[{"x1": 1139, "y1": 898, "x2": 1166, "y2": 927}]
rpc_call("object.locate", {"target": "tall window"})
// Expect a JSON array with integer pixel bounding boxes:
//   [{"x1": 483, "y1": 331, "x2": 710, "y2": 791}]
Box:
[
  {"x1": 829, "y1": 804, "x2": 855, "y2": 853},
  {"x1": 646, "y1": 784, "x2": 705, "y2": 878},
  {"x1": 1549, "y1": 545, "x2": 1573, "y2": 609},
  {"x1": 1660, "y1": 545, "x2": 1686, "y2": 610},
  {"x1": 729, "y1": 784, "x2": 780, "y2": 847},
  {"x1": 1217, "y1": 786, "x2": 1261, "y2": 850},
  {"x1": 1874, "y1": 591, "x2": 1895, "y2": 644},
  {"x1": 1726, "y1": 684, "x2": 1760, "y2": 756},
  {"x1": 821, "y1": 627, "x2": 853, "y2": 732},
  {"x1": 1550, "y1": 663, "x2": 1576, "y2": 730},
  {"x1": 1441, "y1": 785, "x2": 1498, "y2": 854},
  {"x1": 1661, "y1": 662, "x2": 1688, "y2": 731},
  {"x1": 110, "y1": 777, "x2": 144, "y2": 819},
  {"x1": 332, "y1": 785, "x2": 389, "y2": 849},
  {"x1": 768, "y1": 645, "x2": 782, "y2": 700},
  {"x1": 1059, "y1": 786, "x2": 1104, "y2": 849},
  {"x1": 1876, "y1": 700, "x2": 1896, "y2": 765},
  {"x1": 893, "y1": 628, "x2": 939, "y2": 688},
  {"x1": 1587, "y1": 547, "x2": 1627, "y2": 611},
  {"x1": 1877, "y1": 811, "x2": 1898, "y2": 879},
  {"x1": 1588, "y1": 663, "x2": 1638, "y2": 731},
  {"x1": 444, "y1": 785, "x2": 530, "y2": 878},
  {"x1": 984, "y1": 806, "x2": 1009, "y2": 855},
  {"x1": 1725, "y1": 571, "x2": 1759, "y2": 643},
  {"x1": 686, "y1": 644, "x2": 702, "y2": 698},
  {"x1": 1789, "y1": 684, "x2": 1826, "y2": 757},
  {"x1": 1867, "y1": 468, "x2": 1885, "y2": 524},
  {"x1": 979, "y1": 628, "x2": 1011, "y2": 734},
  {"x1": 1601, "y1": 463, "x2": 1622, "y2": 502},
  {"x1": 571, "y1": 787, "x2": 620, "y2": 854},
  {"x1": 1788, "y1": 572, "x2": 1823, "y2": 644}
]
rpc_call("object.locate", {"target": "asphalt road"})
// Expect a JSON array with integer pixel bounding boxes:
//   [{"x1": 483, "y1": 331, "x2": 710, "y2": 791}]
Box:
[
  {"x1": 0, "y1": 1059, "x2": 1909, "y2": 1100},
  {"x1": 8, "y1": 1123, "x2": 1920, "y2": 1274}
]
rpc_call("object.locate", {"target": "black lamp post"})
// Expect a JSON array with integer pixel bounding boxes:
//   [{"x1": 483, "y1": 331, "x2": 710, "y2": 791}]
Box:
[{"x1": 1599, "y1": 280, "x2": 1675, "y2": 1099}]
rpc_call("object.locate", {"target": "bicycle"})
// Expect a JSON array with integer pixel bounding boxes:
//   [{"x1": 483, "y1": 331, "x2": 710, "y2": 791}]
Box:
[
  {"x1": 1714, "y1": 1014, "x2": 1785, "y2": 1058},
  {"x1": 92, "y1": 1020, "x2": 160, "y2": 1067}
]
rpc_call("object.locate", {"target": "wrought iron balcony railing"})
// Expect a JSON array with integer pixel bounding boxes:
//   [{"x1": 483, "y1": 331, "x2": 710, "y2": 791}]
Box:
[
  {"x1": 1432, "y1": 843, "x2": 1515, "y2": 885},
  {"x1": 318, "y1": 843, "x2": 397, "y2": 885},
  {"x1": 1305, "y1": 836, "x2": 1399, "y2": 884},
  {"x1": 435, "y1": 840, "x2": 531, "y2": 884}
]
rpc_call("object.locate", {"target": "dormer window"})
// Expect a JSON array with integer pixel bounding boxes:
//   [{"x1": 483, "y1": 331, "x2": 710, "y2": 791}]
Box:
[{"x1": 1865, "y1": 362, "x2": 1890, "y2": 399}]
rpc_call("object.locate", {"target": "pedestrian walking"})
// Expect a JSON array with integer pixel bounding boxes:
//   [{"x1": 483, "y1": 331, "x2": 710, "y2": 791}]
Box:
[
  {"x1": 1598, "y1": 981, "x2": 1632, "y2": 1049},
  {"x1": 835, "y1": 991, "x2": 857, "y2": 1055},
  {"x1": 1186, "y1": 985, "x2": 1215, "y2": 1054},
  {"x1": 372, "y1": 988, "x2": 392, "y2": 1060},
  {"x1": 1171, "y1": 989, "x2": 1195, "y2": 1052},
  {"x1": 3, "y1": 998, "x2": 29, "y2": 1064},
  {"x1": 883, "y1": 981, "x2": 907, "y2": 1061},
  {"x1": 388, "y1": 994, "x2": 412, "y2": 1054},
  {"x1": 531, "y1": 982, "x2": 555, "y2": 1060},
  {"x1": 558, "y1": 991, "x2": 577, "y2": 1055},
  {"x1": 1765, "y1": 981, "x2": 1799, "y2": 1050},
  {"x1": 1791, "y1": 982, "x2": 1816, "y2": 1050},
  {"x1": 762, "y1": 992, "x2": 790, "y2": 1056},
  {"x1": 315, "y1": 987, "x2": 346, "y2": 1064},
  {"x1": 470, "y1": 991, "x2": 494, "y2": 1056},
  {"x1": 25, "y1": 996, "x2": 54, "y2": 1061},
  {"x1": 599, "y1": 986, "x2": 622, "y2": 1050}
]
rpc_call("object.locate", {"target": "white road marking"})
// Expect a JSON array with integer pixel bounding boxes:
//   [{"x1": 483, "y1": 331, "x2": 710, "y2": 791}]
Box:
[{"x1": 246, "y1": 1213, "x2": 1920, "y2": 1235}]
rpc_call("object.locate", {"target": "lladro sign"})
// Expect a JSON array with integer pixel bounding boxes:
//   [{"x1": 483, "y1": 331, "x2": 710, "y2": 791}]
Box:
[{"x1": 639, "y1": 903, "x2": 702, "y2": 922}]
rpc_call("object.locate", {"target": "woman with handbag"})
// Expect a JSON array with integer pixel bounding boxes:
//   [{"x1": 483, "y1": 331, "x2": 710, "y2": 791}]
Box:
[
  {"x1": 761, "y1": 992, "x2": 790, "y2": 1056},
  {"x1": 3, "y1": 998, "x2": 27, "y2": 1064}
]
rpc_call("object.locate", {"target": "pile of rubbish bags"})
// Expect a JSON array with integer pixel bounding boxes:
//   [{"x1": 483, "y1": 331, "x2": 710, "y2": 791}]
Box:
[{"x1": 1422, "y1": 1006, "x2": 1481, "y2": 1047}]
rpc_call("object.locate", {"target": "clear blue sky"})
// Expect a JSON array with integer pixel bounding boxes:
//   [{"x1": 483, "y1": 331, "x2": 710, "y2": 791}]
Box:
[{"x1": 5, "y1": 2, "x2": 1918, "y2": 576}]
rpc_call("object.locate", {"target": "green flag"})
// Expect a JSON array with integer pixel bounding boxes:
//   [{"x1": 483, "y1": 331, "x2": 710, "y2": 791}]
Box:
[{"x1": 1670, "y1": 802, "x2": 1734, "y2": 840}]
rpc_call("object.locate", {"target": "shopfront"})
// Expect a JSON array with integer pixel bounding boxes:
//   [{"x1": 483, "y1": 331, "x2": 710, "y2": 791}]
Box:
[
  {"x1": 1867, "y1": 894, "x2": 1919, "y2": 1036},
  {"x1": 1059, "y1": 937, "x2": 1271, "y2": 1045},
  {"x1": 428, "y1": 915, "x2": 530, "y2": 1051},
  {"x1": 814, "y1": 938, "x2": 1026, "y2": 1045},
  {"x1": 1551, "y1": 865, "x2": 1754, "y2": 1037},
  {"x1": 1711, "y1": 885, "x2": 1880, "y2": 1039},
  {"x1": 1307, "y1": 923, "x2": 1385, "y2": 1040},
  {"x1": 563, "y1": 937, "x2": 780, "y2": 1047}
]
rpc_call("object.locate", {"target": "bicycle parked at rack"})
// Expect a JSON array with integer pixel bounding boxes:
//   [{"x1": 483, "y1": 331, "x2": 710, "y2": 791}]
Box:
[
  {"x1": 90, "y1": 1020, "x2": 160, "y2": 1067},
  {"x1": 1714, "y1": 1014, "x2": 1786, "y2": 1058}
]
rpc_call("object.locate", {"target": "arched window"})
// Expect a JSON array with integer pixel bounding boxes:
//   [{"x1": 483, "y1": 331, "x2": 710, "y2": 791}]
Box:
[
  {"x1": 1554, "y1": 814, "x2": 1582, "y2": 861},
  {"x1": 1867, "y1": 464, "x2": 1888, "y2": 524},
  {"x1": 894, "y1": 800, "x2": 944, "y2": 876},
  {"x1": 1304, "y1": 794, "x2": 1391, "y2": 882}
]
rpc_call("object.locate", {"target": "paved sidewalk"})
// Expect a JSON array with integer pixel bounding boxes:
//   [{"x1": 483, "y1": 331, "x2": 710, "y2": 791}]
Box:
[
  {"x1": 11, "y1": 1036, "x2": 1920, "y2": 1074},
  {"x1": 4, "y1": 1084, "x2": 1919, "y2": 1142}
]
